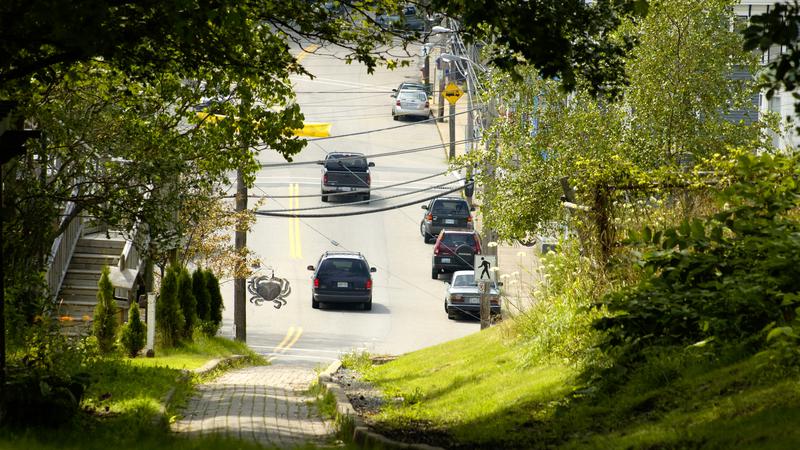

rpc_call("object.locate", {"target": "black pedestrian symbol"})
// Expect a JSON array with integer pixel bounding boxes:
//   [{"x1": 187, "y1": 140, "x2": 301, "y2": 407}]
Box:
[{"x1": 478, "y1": 257, "x2": 491, "y2": 280}]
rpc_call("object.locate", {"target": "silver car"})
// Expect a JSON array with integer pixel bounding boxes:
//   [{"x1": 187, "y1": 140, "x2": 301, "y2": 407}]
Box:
[
  {"x1": 444, "y1": 270, "x2": 502, "y2": 320},
  {"x1": 392, "y1": 89, "x2": 430, "y2": 120}
]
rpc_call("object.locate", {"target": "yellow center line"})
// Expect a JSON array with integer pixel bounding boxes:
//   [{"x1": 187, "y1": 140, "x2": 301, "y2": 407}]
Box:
[
  {"x1": 283, "y1": 326, "x2": 303, "y2": 352},
  {"x1": 295, "y1": 44, "x2": 320, "y2": 64},
  {"x1": 273, "y1": 326, "x2": 296, "y2": 353}
]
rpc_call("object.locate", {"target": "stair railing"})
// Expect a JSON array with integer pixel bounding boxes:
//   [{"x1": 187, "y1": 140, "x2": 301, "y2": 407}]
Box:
[{"x1": 46, "y1": 201, "x2": 84, "y2": 300}]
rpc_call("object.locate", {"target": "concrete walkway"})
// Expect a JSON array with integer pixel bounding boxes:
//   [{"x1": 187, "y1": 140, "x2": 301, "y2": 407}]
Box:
[{"x1": 172, "y1": 364, "x2": 332, "y2": 448}]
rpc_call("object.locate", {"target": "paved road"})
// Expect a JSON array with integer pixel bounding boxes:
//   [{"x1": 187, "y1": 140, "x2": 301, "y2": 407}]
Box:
[{"x1": 218, "y1": 39, "x2": 481, "y2": 368}]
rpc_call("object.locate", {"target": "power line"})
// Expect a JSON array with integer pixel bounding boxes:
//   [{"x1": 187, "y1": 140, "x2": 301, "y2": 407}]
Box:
[
  {"x1": 258, "y1": 137, "x2": 477, "y2": 167},
  {"x1": 255, "y1": 183, "x2": 465, "y2": 218}
]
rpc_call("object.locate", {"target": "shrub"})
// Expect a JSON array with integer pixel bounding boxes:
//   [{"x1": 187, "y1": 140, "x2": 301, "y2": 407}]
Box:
[
  {"x1": 92, "y1": 266, "x2": 118, "y2": 354},
  {"x1": 595, "y1": 153, "x2": 800, "y2": 362},
  {"x1": 156, "y1": 265, "x2": 184, "y2": 348},
  {"x1": 204, "y1": 269, "x2": 224, "y2": 335},
  {"x1": 177, "y1": 267, "x2": 197, "y2": 341},
  {"x1": 193, "y1": 267, "x2": 211, "y2": 322},
  {"x1": 120, "y1": 301, "x2": 146, "y2": 357}
]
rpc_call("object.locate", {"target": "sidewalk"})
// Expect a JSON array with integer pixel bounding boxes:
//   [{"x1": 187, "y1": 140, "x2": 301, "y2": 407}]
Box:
[
  {"x1": 428, "y1": 72, "x2": 541, "y2": 314},
  {"x1": 172, "y1": 364, "x2": 332, "y2": 448}
]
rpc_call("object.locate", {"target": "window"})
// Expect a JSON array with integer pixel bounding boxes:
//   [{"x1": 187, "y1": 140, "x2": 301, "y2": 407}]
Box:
[
  {"x1": 325, "y1": 154, "x2": 367, "y2": 170},
  {"x1": 319, "y1": 258, "x2": 367, "y2": 276},
  {"x1": 432, "y1": 200, "x2": 469, "y2": 214}
]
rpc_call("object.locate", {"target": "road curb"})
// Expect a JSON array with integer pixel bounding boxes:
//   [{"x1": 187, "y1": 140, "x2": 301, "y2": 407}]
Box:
[{"x1": 318, "y1": 360, "x2": 444, "y2": 450}]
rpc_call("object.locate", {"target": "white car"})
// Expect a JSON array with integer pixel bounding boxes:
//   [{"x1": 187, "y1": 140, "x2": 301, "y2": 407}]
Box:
[
  {"x1": 444, "y1": 270, "x2": 502, "y2": 320},
  {"x1": 392, "y1": 89, "x2": 430, "y2": 120}
]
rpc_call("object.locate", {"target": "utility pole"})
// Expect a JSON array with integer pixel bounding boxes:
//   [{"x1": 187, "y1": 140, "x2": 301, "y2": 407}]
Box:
[{"x1": 234, "y1": 167, "x2": 247, "y2": 341}]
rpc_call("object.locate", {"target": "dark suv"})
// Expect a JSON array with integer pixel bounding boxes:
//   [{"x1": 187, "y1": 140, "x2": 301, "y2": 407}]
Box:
[
  {"x1": 431, "y1": 229, "x2": 482, "y2": 279},
  {"x1": 308, "y1": 251, "x2": 377, "y2": 310},
  {"x1": 420, "y1": 197, "x2": 474, "y2": 243}
]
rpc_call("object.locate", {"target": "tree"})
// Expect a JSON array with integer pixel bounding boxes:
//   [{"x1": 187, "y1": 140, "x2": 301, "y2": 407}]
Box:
[
  {"x1": 120, "y1": 302, "x2": 146, "y2": 358},
  {"x1": 177, "y1": 268, "x2": 196, "y2": 341},
  {"x1": 469, "y1": 0, "x2": 771, "y2": 248},
  {"x1": 156, "y1": 265, "x2": 183, "y2": 348},
  {"x1": 742, "y1": 0, "x2": 800, "y2": 134},
  {"x1": 92, "y1": 266, "x2": 118, "y2": 354},
  {"x1": 428, "y1": 0, "x2": 649, "y2": 97}
]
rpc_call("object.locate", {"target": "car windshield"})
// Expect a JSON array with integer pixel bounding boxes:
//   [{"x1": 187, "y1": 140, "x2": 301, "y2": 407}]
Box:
[
  {"x1": 432, "y1": 200, "x2": 469, "y2": 215},
  {"x1": 325, "y1": 154, "x2": 367, "y2": 170},
  {"x1": 398, "y1": 91, "x2": 426, "y2": 102},
  {"x1": 319, "y1": 258, "x2": 368, "y2": 276},
  {"x1": 441, "y1": 233, "x2": 476, "y2": 248}
]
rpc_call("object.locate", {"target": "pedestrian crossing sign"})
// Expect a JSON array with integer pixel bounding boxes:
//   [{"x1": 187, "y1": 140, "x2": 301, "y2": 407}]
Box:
[{"x1": 474, "y1": 255, "x2": 497, "y2": 282}]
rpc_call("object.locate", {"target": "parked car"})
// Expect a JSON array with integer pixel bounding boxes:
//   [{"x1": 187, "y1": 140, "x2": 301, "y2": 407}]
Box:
[
  {"x1": 444, "y1": 270, "x2": 502, "y2": 320},
  {"x1": 392, "y1": 89, "x2": 430, "y2": 121},
  {"x1": 308, "y1": 251, "x2": 377, "y2": 310},
  {"x1": 431, "y1": 229, "x2": 481, "y2": 279},
  {"x1": 377, "y1": 5, "x2": 425, "y2": 31},
  {"x1": 420, "y1": 197, "x2": 475, "y2": 243},
  {"x1": 391, "y1": 81, "x2": 430, "y2": 98},
  {"x1": 319, "y1": 152, "x2": 374, "y2": 202}
]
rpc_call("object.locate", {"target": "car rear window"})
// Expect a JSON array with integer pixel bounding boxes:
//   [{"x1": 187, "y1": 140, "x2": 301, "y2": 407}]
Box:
[
  {"x1": 399, "y1": 91, "x2": 427, "y2": 101},
  {"x1": 453, "y1": 273, "x2": 476, "y2": 287},
  {"x1": 325, "y1": 154, "x2": 368, "y2": 171},
  {"x1": 441, "y1": 233, "x2": 477, "y2": 248},
  {"x1": 432, "y1": 200, "x2": 469, "y2": 215},
  {"x1": 319, "y1": 258, "x2": 368, "y2": 276}
]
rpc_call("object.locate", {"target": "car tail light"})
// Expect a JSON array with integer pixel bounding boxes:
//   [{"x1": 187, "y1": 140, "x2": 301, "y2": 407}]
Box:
[
  {"x1": 323, "y1": 174, "x2": 328, "y2": 184},
  {"x1": 450, "y1": 295, "x2": 464, "y2": 302},
  {"x1": 425, "y1": 101, "x2": 430, "y2": 108},
  {"x1": 426, "y1": 213, "x2": 433, "y2": 221},
  {"x1": 366, "y1": 173, "x2": 371, "y2": 185},
  {"x1": 313, "y1": 278, "x2": 319, "y2": 288},
  {"x1": 366, "y1": 279, "x2": 372, "y2": 290},
  {"x1": 490, "y1": 297, "x2": 499, "y2": 305},
  {"x1": 433, "y1": 243, "x2": 440, "y2": 255},
  {"x1": 466, "y1": 216, "x2": 472, "y2": 223},
  {"x1": 475, "y1": 239, "x2": 482, "y2": 254},
  {"x1": 396, "y1": 100, "x2": 401, "y2": 106}
]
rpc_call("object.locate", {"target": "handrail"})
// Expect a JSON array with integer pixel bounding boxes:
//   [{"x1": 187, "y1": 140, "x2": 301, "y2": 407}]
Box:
[{"x1": 46, "y1": 202, "x2": 83, "y2": 300}]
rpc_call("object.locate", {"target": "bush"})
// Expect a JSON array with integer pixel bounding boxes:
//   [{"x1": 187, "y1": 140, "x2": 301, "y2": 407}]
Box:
[
  {"x1": 595, "y1": 153, "x2": 800, "y2": 362},
  {"x1": 193, "y1": 267, "x2": 211, "y2": 322},
  {"x1": 177, "y1": 267, "x2": 196, "y2": 341},
  {"x1": 204, "y1": 269, "x2": 224, "y2": 336},
  {"x1": 92, "y1": 266, "x2": 118, "y2": 354},
  {"x1": 156, "y1": 265, "x2": 184, "y2": 348},
  {"x1": 120, "y1": 301, "x2": 146, "y2": 357},
  {"x1": 2, "y1": 328, "x2": 95, "y2": 426}
]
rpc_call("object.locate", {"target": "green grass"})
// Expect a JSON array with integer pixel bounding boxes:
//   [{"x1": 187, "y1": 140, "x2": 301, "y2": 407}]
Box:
[
  {"x1": 0, "y1": 336, "x2": 269, "y2": 450},
  {"x1": 359, "y1": 324, "x2": 800, "y2": 449}
]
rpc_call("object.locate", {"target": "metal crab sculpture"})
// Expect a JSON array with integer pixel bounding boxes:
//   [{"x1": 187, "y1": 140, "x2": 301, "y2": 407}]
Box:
[{"x1": 248, "y1": 270, "x2": 291, "y2": 309}]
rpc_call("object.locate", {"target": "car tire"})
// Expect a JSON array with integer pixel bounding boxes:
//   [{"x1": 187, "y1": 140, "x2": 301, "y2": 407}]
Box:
[
  {"x1": 363, "y1": 300, "x2": 372, "y2": 311},
  {"x1": 393, "y1": 114, "x2": 399, "y2": 121},
  {"x1": 321, "y1": 194, "x2": 328, "y2": 202},
  {"x1": 431, "y1": 268, "x2": 438, "y2": 280},
  {"x1": 312, "y1": 298, "x2": 319, "y2": 309},
  {"x1": 446, "y1": 307, "x2": 456, "y2": 320},
  {"x1": 363, "y1": 193, "x2": 370, "y2": 203},
  {"x1": 420, "y1": 222, "x2": 432, "y2": 243}
]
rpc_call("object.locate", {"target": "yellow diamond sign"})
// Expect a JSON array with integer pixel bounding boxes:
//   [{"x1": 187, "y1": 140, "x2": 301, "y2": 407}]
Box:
[{"x1": 443, "y1": 82, "x2": 463, "y2": 105}]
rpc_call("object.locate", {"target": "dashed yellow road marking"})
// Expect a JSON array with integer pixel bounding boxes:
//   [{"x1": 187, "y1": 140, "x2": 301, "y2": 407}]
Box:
[{"x1": 295, "y1": 44, "x2": 320, "y2": 63}]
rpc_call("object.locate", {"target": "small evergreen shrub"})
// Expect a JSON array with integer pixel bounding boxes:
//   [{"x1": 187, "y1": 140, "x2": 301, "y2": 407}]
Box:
[
  {"x1": 120, "y1": 301, "x2": 146, "y2": 357},
  {"x1": 177, "y1": 267, "x2": 197, "y2": 341},
  {"x1": 204, "y1": 269, "x2": 224, "y2": 336},
  {"x1": 92, "y1": 266, "x2": 118, "y2": 354},
  {"x1": 193, "y1": 267, "x2": 211, "y2": 323},
  {"x1": 156, "y1": 265, "x2": 184, "y2": 348}
]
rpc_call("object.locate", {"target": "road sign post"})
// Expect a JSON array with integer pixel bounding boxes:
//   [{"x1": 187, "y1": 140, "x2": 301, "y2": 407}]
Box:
[
  {"x1": 474, "y1": 255, "x2": 496, "y2": 329},
  {"x1": 443, "y1": 82, "x2": 463, "y2": 160}
]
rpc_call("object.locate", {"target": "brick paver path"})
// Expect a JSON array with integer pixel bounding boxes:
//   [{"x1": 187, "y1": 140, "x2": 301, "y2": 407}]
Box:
[{"x1": 172, "y1": 365, "x2": 331, "y2": 448}]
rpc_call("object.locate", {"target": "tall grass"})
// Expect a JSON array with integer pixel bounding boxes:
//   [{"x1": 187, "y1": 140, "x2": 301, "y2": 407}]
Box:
[{"x1": 511, "y1": 241, "x2": 608, "y2": 367}]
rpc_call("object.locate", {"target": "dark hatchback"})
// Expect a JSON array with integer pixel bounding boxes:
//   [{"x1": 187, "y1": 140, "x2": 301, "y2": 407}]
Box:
[
  {"x1": 308, "y1": 251, "x2": 376, "y2": 310},
  {"x1": 431, "y1": 229, "x2": 482, "y2": 279},
  {"x1": 420, "y1": 197, "x2": 474, "y2": 243}
]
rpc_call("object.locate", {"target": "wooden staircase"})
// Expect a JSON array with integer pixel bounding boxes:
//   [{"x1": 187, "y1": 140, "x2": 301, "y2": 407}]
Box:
[{"x1": 56, "y1": 233, "x2": 129, "y2": 333}]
